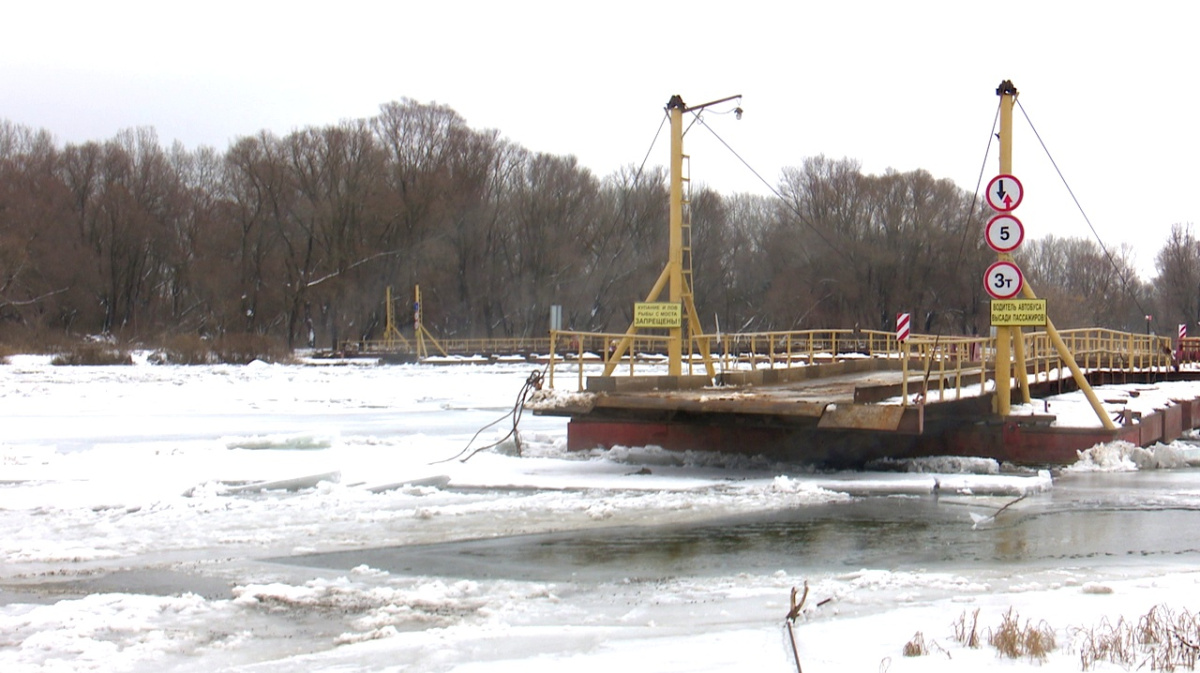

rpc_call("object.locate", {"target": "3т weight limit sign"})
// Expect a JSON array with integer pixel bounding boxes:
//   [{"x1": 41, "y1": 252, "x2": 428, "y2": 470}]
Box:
[{"x1": 984, "y1": 260, "x2": 1024, "y2": 300}]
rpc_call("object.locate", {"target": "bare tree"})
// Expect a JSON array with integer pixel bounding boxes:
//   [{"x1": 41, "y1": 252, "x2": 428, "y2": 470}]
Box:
[{"x1": 1152, "y1": 223, "x2": 1200, "y2": 329}]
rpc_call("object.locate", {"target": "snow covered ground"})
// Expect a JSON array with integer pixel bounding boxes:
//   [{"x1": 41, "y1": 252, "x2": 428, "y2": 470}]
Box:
[{"x1": 3, "y1": 355, "x2": 1200, "y2": 672}]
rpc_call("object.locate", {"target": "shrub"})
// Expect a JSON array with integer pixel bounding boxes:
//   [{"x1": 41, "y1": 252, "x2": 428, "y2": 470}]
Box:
[
  {"x1": 148, "y1": 335, "x2": 218, "y2": 365},
  {"x1": 51, "y1": 344, "x2": 133, "y2": 366},
  {"x1": 211, "y1": 333, "x2": 292, "y2": 364},
  {"x1": 148, "y1": 333, "x2": 294, "y2": 365}
]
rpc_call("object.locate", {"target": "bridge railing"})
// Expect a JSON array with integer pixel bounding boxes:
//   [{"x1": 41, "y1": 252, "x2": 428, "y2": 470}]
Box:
[
  {"x1": 547, "y1": 329, "x2": 687, "y2": 390},
  {"x1": 709, "y1": 329, "x2": 898, "y2": 368},
  {"x1": 1022, "y1": 328, "x2": 1172, "y2": 377},
  {"x1": 899, "y1": 334, "x2": 991, "y2": 402},
  {"x1": 1180, "y1": 336, "x2": 1200, "y2": 364},
  {"x1": 345, "y1": 325, "x2": 1175, "y2": 395},
  {"x1": 341, "y1": 336, "x2": 552, "y2": 357}
]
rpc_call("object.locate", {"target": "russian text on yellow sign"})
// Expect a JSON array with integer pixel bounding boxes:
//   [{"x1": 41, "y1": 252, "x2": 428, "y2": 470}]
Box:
[
  {"x1": 990, "y1": 299, "x2": 1047, "y2": 326},
  {"x1": 633, "y1": 302, "x2": 682, "y2": 329}
]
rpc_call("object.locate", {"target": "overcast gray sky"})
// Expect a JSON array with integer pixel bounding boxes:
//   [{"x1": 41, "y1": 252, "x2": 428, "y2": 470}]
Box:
[{"x1": 4, "y1": 0, "x2": 1196, "y2": 281}]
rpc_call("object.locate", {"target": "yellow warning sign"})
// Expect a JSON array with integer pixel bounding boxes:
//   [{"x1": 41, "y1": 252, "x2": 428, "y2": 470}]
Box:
[
  {"x1": 990, "y1": 299, "x2": 1047, "y2": 326},
  {"x1": 633, "y1": 302, "x2": 682, "y2": 328}
]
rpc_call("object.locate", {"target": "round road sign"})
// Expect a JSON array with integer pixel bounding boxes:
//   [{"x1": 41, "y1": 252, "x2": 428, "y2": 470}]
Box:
[
  {"x1": 985, "y1": 214, "x2": 1025, "y2": 253},
  {"x1": 984, "y1": 260, "x2": 1024, "y2": 299},
  {"x1": 985, "y1": 174, "x2": 1023, "y2": 211}
]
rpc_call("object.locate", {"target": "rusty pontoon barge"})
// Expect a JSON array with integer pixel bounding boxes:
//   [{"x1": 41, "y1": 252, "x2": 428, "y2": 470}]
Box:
[{"x1": 530, "y1": 84, "x2": 1200, "y2": 467}]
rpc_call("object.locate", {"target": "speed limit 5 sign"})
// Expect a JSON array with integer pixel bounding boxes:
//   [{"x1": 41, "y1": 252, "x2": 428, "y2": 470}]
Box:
[{"x1": 985, "y1": 214, "x2": 1024, "y2": 253}]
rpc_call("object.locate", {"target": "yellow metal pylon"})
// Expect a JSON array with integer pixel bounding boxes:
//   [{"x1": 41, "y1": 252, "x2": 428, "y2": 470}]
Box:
[
  {"x1": 412, "y1": 285, "x2": 448, "y2": 359},
  {"x1": 382, "y1": 286, "x2": 411, "y2": 351},
  {"x1": 603, "y1": 94, "x2": 736, "y2": 380},
  {"x1": 991, "y1": 80, "x2": 1113, "y2": 430}
]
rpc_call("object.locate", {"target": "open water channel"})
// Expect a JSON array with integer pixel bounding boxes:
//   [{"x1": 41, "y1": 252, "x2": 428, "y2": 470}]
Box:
[{"x1": 279, "y1": 470, "x2": 1200, "y2": 582}]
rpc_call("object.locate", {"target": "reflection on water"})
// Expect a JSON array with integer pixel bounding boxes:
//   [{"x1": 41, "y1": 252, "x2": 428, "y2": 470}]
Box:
[{"x1": 281, "y1": 470, "x2": 1200, "y2": 582}]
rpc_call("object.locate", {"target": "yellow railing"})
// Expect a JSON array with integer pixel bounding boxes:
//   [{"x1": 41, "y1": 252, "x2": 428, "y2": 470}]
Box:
[
  {"x1": 341, "y1": 336, "x2": 553, "y2": 357},
  {"x1": 1022, "y1": 328, "x2": 1171, "y2": 379},
  {"x1": 547, "y1": 330, "x2": 698, "y2": 390},
  {"x1": 342, "y1": 326, "x2": 1174, "y2": 397},
  {"x1": 1180, "y1": 337, "x2": 1200, "y2": 364},
  {"x1": 899, "y1": 330, "x2": 1169, "y2": 404},
  {"x1": 899, "y1": 334, "x2": 991, "y2": 403},
  {"x1": 543, "y1": 327, "x2": 1174, "y2": 393},
  {"x1": 711, "y1": 329, "x2": 899, "y2": 369}
]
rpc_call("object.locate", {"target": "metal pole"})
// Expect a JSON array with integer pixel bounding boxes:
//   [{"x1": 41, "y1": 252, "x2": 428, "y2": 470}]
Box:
[
  {"x1": 667, "y1": 96, "x2": 685, "y2": 377},
  {"x1": 994, "y1": 82, "x2": 1015, "y2": 415},
  {"x1": 1022, "y1": 285, "x2": 1116, "y2": 430}
]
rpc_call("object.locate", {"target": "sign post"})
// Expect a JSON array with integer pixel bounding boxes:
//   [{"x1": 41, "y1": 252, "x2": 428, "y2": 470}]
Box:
[
  {"x1": 897, "y1": 312, "x2": 911, "y2": 405},
  {"x1": 984, "y1": 80, "x2": 1114, "y2": 429},
  {"x1": 990, "y1": 82, "x2": 1021, "y2": 415}
]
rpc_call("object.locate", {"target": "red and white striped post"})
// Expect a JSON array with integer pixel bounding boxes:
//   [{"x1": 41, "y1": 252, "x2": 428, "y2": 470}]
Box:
[
  {"x1": 897, "y1": 313, "x2": 912, "y2": 404},
  {"x1": 1178, "y1": 323, "x2": 1188, "y2": 367}
]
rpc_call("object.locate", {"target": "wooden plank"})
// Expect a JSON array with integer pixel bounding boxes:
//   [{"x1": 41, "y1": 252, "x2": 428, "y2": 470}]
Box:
[{"x1": 817, "y1": 404, "x2": 907, "y2": 431}]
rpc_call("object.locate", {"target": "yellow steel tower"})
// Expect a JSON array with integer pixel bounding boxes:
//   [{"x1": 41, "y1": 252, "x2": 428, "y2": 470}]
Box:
[
  {"x1": 602, "y1": 95, "x2": 738, "y2": 379},
  {"x1": 992, "y1": 81, "x2": 1113, "y2": 429}
]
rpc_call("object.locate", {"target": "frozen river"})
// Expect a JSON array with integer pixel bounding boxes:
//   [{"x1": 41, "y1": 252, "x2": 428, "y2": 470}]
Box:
[{"x1": 4, "y1": 356, "x2": 1200, "y2": 672}]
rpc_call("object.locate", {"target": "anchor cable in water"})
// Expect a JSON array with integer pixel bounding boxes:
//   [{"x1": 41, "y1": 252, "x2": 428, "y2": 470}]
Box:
[{"x1": 430, "y1": 368, "x2": 546, "y2": 465}]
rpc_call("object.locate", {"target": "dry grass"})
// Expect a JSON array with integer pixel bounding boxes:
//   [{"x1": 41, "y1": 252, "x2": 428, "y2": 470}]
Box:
[
  {"x1": 953, "y1": 608, "x2": 982, "y2": 649},
  {"x1": 1074, "y1": 605, "x2": 1200, "y2": 671},
  {"x1": 903, "y1": 604, "x2": 1200, "y2": 669},
  {"x1": 903, "y1": 631, "x2": 928, "y2": 657},
  {"x1": 987, "y1": 608, "x2": 1056, "y2": 661},
  {"x1": 900, "y1": 630, "x2": 952, "y2": 661}
]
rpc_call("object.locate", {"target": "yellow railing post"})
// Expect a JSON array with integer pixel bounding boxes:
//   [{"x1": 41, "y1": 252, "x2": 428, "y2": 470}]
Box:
[
  {"x1": 549, "y1": 330, "x2": 558, "y2": 389},
  {"x1": 577, "y1": 335, "x2": 585, "y2": 391}
]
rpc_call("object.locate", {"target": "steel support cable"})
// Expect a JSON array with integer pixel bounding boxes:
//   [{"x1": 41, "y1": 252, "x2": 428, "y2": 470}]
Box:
[
  {"x1": 638, "y1": 113, "x2": 669, "y2": 181},
  {"x1": 952, "y1": 99, "x2": 1002, "y2": 277},
  {"x1": 1015, "y1": 99, "x2": 1149, "y2": 317},
  {"x1": 553, "y1": 115, "x2": 669, "y2": 296},
  {"x1": 693, "y1": 114, "x2": 853, "y2": 264},
  {"x1": 606, "y1": 113, "x2": 669, "y2": 257}
]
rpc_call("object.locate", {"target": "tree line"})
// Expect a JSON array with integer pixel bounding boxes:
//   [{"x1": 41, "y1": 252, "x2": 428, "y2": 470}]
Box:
[{"x1": 0, "y1": 99, "x2": 1190, "y2": 351}]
